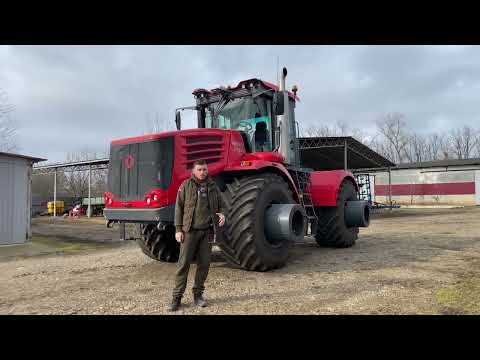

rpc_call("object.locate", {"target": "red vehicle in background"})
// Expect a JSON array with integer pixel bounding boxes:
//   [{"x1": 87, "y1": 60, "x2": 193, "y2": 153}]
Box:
[{"x1": 69, "y1": 204, "x2": 86, "y2": 217}]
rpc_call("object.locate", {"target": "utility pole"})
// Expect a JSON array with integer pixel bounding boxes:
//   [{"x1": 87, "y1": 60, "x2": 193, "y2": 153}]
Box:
[
  {"x1": 53, "y1": 168, "x2": 57, "y2": 217},
  {"x1": 88, "y1": 164, "x2": 92, "y2": 218},
  {"x1": 276, "y1": 56, "x2": 279, "y2": 85},
  {"x1": 388, "y1": 167, "x2": 392, "y2": 210}
]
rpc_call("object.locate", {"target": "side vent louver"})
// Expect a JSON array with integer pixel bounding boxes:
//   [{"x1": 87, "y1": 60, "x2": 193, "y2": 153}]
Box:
[{"x1": 183, "y1": 135, "x2": 224, "y2": 169}]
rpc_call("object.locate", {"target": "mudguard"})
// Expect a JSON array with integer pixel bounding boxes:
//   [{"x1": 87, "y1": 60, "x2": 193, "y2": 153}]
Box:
[
  {"x1": 224, "y1": 161, "x2": 301, "y2": 203},
  {"x1": 310, "y1": 170, "x2": 358, "y2": 207}
]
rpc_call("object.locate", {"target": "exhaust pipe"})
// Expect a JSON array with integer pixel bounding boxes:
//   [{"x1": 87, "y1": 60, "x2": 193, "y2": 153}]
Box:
[
  {"x1": 279, "y1": 67, "x2": 287, "y2": 91},
  {"x1": 344, "y1": 200, "x2": 370, "y2": 228},
  {"x1": 277, "y1": 66, "x2": 296, "y2": 165}
]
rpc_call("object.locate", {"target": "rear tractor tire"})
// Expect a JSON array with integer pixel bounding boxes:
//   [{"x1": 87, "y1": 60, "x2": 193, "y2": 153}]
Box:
[
  {"x1": 218, "y1": 173, "x2": 304, "y2": 272},
  {"x1": 136, "y1": 224, "x2": 180, "y2": 262},
  {"x1": 314, "y1": 180, "x2": 359, "y2": 248}
]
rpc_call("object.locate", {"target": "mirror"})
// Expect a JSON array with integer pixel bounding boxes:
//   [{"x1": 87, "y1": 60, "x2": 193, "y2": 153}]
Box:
[
  {"x1": 273, "y1": 91, "x2": 284, "y2": 115},
  {"x1": 175, "y1": 110, "x2": 181, "y2": 130}
]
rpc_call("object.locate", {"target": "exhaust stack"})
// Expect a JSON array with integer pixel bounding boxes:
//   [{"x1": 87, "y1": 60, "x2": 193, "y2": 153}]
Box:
[
  {"x1": 279, "y1": 67, "x2": 287, "y2": 91},
  {"x1": 276, "y1": 67, "x2": 297, "y2": 165}
]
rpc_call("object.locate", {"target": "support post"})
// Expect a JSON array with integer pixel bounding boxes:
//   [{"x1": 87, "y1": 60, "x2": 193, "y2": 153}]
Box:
[
  {"x1": 344, "y1": 139, "x2": 348, "y2": 171},
  {"x1": 53, "y1": 169, "x2": 57, "y2": 217},
  {"x1": 119, "y1": 223, "x2": 126, "y2": 241},
  {"x1": 388, "y1": 167, "x2": 392, "y2": 210},
  {"x1": 88, "y1": 164, "x2": 92, "y2": 218}
]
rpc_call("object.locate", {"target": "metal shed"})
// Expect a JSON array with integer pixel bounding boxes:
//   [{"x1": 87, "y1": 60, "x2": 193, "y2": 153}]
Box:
[
  {"x1": 0, "y1": 152, "x2": 46, "y2": 245},
  {"x1": 299, "y1": 136, "x2": 395, "y2": 170}
]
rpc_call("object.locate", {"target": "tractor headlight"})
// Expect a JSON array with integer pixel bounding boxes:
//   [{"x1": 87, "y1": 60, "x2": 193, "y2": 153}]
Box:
[
  {"x1": 146, "y1": 198, "x2": 151, "y2": 205},
  {"x1": 153, "y1": 194, "x2": 158, "y2": 201}
]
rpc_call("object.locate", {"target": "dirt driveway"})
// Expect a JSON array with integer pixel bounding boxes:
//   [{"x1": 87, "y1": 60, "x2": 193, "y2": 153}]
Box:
[{"x1": 1, "y1": 208, "x2": 480, "y2": 314}]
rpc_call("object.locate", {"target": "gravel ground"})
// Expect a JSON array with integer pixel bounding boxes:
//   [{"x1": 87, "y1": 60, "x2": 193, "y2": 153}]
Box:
[
  {"x1": 1, "y1": 207, "x2": 480, "y2": 314},
  {"x1": 30, "y1": 216, "x2": 130, "y2": 243}
]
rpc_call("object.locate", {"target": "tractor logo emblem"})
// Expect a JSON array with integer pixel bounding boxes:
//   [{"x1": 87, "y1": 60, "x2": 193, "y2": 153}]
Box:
[{"x1": 125, "y1": 154, "x2": 135, "y2": 170}]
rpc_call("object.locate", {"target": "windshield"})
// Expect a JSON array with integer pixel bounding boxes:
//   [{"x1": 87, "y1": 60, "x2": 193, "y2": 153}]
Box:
[{"x1": 205, "y1": 96, "x2": 273, "y2": 152}]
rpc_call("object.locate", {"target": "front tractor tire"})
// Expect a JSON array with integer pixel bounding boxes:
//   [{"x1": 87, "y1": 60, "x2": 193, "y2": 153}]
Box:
[
  {"x1": 218, "y1": 173, "x2": 299, "y2": 272},
  {"x1": 314, "y1": 180, "x2": 359, "y2": 248},
  {"x1": 136, "y1": 224, "x2": 180, "y2": 262}
]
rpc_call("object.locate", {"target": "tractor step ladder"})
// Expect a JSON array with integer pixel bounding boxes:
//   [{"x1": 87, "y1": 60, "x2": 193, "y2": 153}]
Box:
[
  {"x1": 354, "y1": 174, "x2": 372, "y2": 203},
  {"x1": 291, "y1": 169, "x2": 318, "y2": 236}
]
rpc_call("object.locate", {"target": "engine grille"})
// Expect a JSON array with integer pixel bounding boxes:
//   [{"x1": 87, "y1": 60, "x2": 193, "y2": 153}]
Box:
[
  {"x1": 108, "y1": 137, "x2": 174, "y2": 200},
  {"x1": 183, "y1": 134, "x2": 224, "y2": 169}
]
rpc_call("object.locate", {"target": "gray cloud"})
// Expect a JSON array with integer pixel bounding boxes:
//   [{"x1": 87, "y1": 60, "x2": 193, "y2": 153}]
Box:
[{"x1": 1, "y1": 45, "x2": 480, "y2": 162}]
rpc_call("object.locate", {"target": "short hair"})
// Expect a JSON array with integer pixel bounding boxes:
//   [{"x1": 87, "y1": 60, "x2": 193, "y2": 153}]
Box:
[{"x1": 193, "y1": 159, "x2": 207, "y2": 167}]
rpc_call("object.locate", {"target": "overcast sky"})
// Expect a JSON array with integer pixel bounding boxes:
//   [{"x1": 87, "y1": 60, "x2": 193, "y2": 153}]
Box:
[{"x1": 1, "y1": 45, "x2": 479, "y2": 162}]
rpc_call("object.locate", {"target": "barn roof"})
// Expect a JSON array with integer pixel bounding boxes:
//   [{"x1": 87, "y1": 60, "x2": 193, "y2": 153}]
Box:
[
  {"x1": 394, "y1": 158, "x2": 480, "y2": 169},
  {"x1": 0, "y1": 151, "x2": 46, "y2": 163}
]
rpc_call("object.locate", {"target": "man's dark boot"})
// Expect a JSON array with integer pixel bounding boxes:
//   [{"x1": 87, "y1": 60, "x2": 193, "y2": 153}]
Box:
[
  {"x1": 194, "y1": 294, "x2": 207, "y2": 308},
  {"x1": 168, "y1": 297, "x2": 182, "y2": 312}
]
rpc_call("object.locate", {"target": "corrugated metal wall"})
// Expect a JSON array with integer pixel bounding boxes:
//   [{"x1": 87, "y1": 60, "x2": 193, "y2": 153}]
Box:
[{"x1": 0, "y1": 155, "x2": 30, "y2": 245}]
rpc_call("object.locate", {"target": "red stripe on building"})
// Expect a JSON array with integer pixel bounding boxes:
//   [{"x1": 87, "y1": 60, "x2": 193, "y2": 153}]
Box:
[{"x1": 375, "y1": 182, "x2": 475, "y2": 196}]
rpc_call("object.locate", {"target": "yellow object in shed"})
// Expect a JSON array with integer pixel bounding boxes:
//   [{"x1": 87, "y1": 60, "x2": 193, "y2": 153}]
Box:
[{"x1": 47, "y1": 201, "x2": 64, "y2": 215}]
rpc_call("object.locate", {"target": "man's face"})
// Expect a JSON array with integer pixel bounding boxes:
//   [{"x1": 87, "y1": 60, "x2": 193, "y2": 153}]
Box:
[{"x1": 192, "y1": 164, "x2": 208, "y2": 181}]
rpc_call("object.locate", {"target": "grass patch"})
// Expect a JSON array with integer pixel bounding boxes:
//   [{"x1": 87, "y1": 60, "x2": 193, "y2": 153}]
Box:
[
  {"x1": 0, "y1": 236, "x2": 117, "y2": 262},
  {"x1": 32, "y1": 236, "x2": 100, "y2": 253},
  {"x1": 435, "y1": 273, "x2": 480, "y2": 314}
]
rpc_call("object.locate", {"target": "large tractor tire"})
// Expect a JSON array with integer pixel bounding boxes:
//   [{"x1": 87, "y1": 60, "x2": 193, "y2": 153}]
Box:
[
  {"x1": 218, "y1": 173, "x2": 298, "y2": 272},
  {"x1": 314, "y1": 180, "x2": 359, "y2": 248},
  {"x1": 136, "y1": 224, "x2": 180, "y2": 262}
]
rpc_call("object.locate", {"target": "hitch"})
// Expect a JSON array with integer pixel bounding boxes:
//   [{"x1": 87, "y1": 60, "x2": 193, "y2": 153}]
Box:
[{"x1": 106, "y1": 220, "x2": 115, "y2": 228}]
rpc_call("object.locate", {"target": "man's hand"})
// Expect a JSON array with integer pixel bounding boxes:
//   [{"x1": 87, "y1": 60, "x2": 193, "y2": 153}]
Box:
[
  {"x1": 216, "y1": 213, "x2": 225, "y2": 227},
  {"x1": 175, "y1": 231, "x2": 184, "y2": 243}
]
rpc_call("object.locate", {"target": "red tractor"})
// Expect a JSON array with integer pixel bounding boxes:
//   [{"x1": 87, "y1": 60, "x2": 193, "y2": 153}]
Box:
[{"x1": 104, "y1": 68, "x2": 370, "y2": 271}]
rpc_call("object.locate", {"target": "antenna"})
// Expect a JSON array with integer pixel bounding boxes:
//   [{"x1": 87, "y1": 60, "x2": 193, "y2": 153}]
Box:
[{"x1": 276, "y1": 55, "x2": 279, "y2": 85}]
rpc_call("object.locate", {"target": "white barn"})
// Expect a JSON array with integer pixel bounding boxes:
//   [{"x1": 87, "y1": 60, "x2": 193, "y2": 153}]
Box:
[{"x1": 0, "y1": 152, "x2": 46, "y2": 245}]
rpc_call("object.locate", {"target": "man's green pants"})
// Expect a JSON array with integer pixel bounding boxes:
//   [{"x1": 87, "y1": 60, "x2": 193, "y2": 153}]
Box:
[{"x1": 172, "y1": 228, "x2": 213, "y2": 299}]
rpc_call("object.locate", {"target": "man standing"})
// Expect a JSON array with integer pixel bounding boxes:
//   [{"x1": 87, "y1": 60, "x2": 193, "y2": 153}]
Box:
[{"x1": 169, "y1": 159, "x2": 226, "y2": 311}]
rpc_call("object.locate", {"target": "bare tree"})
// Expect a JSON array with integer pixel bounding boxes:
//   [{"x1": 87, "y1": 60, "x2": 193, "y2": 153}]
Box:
[
  {"x1": 303, "y1": 120, "x2": 372, "y2": 143},
  {"x1": 463, "y1": 126, "x2": 477, "y2": 159},
  {"x1": 0, "y1": 89, "x2": 18, "y2": 152},
  {"x1": 475, "y1": 132, "x2": 480, "y2": 158},
  {"x1": 303, "y1": 124, "x2": 336, "y2": 137},
  {"x1": 369, "y1": 135, "x2": 397, "y2": 163},
  {"x1": 91, "y1": 168, "x2": 108, "y2": 196},
  {"x1": 333, "y1": 120, "x2": 372, "y2": 144},
  {"x1": 144, "y1": 111, "x2": 169, "y2": 134},
  {"x1": 336, "y1": 120, "x2": 348, "y2": 136},
  {"x1": 448, "y1": 126, "x2": 477, "y2": 159},
  {"x1": 32, "y1": 171, "x2": 68, "y2": 198},
  {"x1": 425, "y1": 132, "x2": 447, "y2": 161},
  {"x1": 375, "y1": 113, "x2": 410, "y2": 163},
  {"x1": 404, "y1": 132, "x2": 427, "y2": 163},
  {"x1": 280, "y1": 113, "x2": 480, "y2": 164},
  {"x1": 62, "y1": 150, "x2": 108, "y2": 198}
]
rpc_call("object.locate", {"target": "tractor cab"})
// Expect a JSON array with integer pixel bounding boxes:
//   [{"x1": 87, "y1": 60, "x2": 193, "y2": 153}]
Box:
[
  {"x1": 204, "y1": 95, "x2": 273, "y2": 153},
  {"x1": 177, "y1": 78, "x2": 299, "y2": 156}
]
